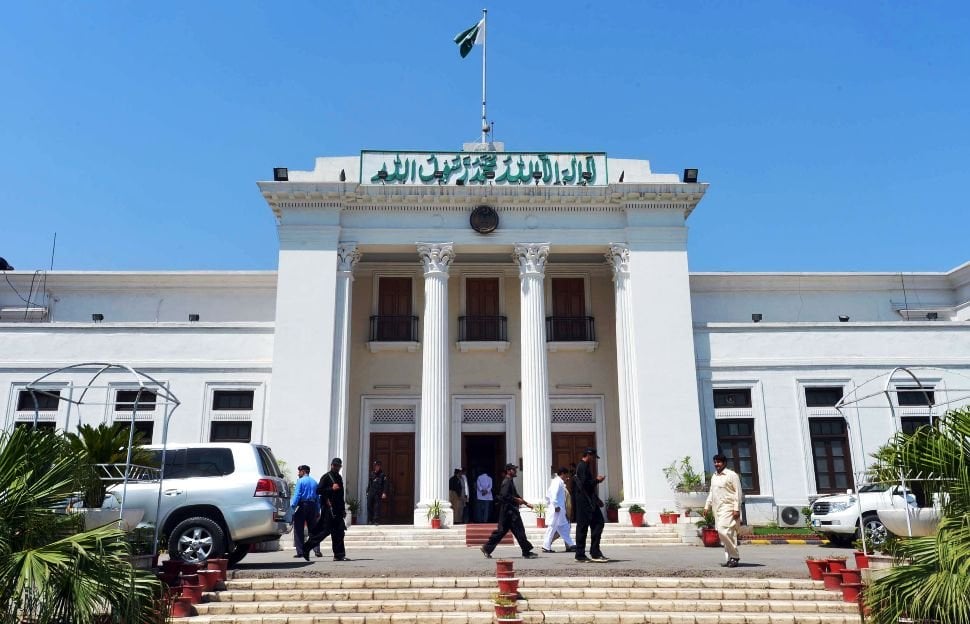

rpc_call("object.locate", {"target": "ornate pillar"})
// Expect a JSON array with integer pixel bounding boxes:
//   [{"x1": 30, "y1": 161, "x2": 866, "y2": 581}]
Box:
[
  {"x1": 607, "y1": 243, "x2": 646, "y2": 523},
  {"x1": 328, "y1": 243, "x2": 360, "y2": 467},
  {"x1": 414, "y1": 242, "x2": 455, "y2": 526},
  {"x1": 513, "y1": 243, "x2": 552, "y2": 515}
]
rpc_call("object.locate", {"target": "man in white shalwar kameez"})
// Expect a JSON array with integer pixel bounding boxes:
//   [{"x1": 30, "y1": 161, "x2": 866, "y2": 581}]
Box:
[
  {"x1": 704, "y1": 453, "x2": 743, "y2": 567},
  {"x1": 541, "y1": 467, "x2": 576, "y2": 553}
]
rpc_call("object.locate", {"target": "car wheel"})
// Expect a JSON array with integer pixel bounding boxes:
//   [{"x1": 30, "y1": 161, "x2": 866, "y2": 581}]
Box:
[
  {"x1": 169, "y1": 516, "x2": 226, "y2": 564},
  {"x1": 227, "y1": 543, "x2": 251, "y2": 566},
  {"x1": 861, "y1": 512, "x2": 889, "y2": 547}
]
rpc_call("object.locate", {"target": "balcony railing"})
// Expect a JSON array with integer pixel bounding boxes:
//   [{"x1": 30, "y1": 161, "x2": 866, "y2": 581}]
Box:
[
  {"x1": 458, "y1": 316, "x2": 508, "y2": 342},
  {"x1": 369, "y1": 315, "x2": 419, "y2": 342},
  {"x1": 545, "y1": 316, "x2": 596, "y2": 342}
]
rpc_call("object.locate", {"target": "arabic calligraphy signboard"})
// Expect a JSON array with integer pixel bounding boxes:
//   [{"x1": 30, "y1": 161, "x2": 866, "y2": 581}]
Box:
[{"x1": 360, "y1": 151, "x2": 608, "y2": 186}]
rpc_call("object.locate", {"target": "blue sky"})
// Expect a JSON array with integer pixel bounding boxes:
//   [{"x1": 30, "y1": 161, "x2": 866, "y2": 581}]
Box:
[{"x1": 1, "y1": 2, "x2": 968, "y2": 273}]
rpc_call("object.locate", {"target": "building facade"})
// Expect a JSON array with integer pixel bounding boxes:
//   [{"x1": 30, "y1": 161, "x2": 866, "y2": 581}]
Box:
[{"x1": 2, "y1": 148, "x2": 969, "y2": 526}]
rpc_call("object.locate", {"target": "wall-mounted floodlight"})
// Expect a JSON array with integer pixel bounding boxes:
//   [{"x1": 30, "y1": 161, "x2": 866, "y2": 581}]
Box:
[
  {"x1": 683, "y1": 168, "x2": 699, "y2": 183},
  {"x1": 751, "y1": 313, "x2": 763, "y2": 323},
  {"x1": 273, "y1": 167, "x2": 288, "y2": 181}
]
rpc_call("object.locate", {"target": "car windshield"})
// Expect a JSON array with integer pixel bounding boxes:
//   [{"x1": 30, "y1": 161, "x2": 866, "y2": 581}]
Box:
[{"x1": 857, "y1": 483, "x2": 889, "y2": 493}]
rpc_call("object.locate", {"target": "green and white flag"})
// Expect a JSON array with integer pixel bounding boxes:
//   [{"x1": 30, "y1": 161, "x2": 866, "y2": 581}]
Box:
[{"x1": 454, "y1": 18, "x2": 485, "y2": 58}]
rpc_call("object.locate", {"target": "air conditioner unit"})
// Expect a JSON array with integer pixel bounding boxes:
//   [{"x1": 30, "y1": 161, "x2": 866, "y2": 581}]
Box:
[{"x1": 777, "y1": 506, "x2": 803, "y2": 527}]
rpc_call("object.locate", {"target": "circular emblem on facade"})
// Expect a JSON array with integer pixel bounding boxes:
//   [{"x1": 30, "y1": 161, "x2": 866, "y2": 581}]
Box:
[{"x1": 470, "y1": 205, "x2": 499, "y2": 234}]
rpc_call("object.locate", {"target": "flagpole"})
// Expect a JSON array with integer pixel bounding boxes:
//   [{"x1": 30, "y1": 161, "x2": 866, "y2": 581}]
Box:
[{"x1": 481, "y1": 8, "x2": 487, "y2": 144}]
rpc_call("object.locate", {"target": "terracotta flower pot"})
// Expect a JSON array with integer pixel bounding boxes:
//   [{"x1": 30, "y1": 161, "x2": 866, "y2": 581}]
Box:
[
  {"x1": 660, "y1": 512, "x2": 679, "y2": 525},
  {"x1": 169, "y1": 597, "x2": 195, "y2": 618},
  {"x1": 825, "y1": 558, "x2": 848, "y2": 573},
  {"x1": 841, "y1": 582, "x2": 863, "y2": 603},
  {"x1": 206, "y1": 558, "x2": 229, "y2": 581},
  {"x1": 822, "y1": 571, "x2": 843, "y2": 591},
  {"x1": 495, "y1": 559, "x2": 514, "y2": 578},
  {"x1": 180, "y1": 584, "x2": 203, "y2": 604},
  {"x1": 630, "y1": 512, "x2": 645, "y2": 528},
  {"x1": 536, "y1": 517, "x2": 546, "y2": 528},
  {"x1": 430, "y1": 517, "x2": 441, "y2": 529},
  {"x1": 493, "y1": 603, "x2": 517, "y2": 618},
  {"x1": 497, "y1": 577, "x2": 519, "y2": 595},
  {"x1": 806, "y1": 558, "x2": 828, "y2": 580},
  {"x1": 700, "y1": 527, "x2": 721, "y2": 547},
  {"x1": 179, "y1": 574, "x2": 199, "y2": 588},
  {"x1": 196, "y1": 569, "x2": 221, "y2": 592},
  {"x1": 853, "y1": 550, "x2": 869, "y2": 569},
  {"x1": 179, "y1": 562, "x2": 200, "y2": 576},
  {"x1": 840, "y1": 568, "x2": 862, "y2": 585}
]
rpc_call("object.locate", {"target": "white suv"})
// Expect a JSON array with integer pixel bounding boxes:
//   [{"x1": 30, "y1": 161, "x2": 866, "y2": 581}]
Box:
[
  {"x1": 107, "y1": 443, "x2": 291, "y2": 564},
  {"x1": 809, "y1": 483, "x2": 916, "y2": 547}
]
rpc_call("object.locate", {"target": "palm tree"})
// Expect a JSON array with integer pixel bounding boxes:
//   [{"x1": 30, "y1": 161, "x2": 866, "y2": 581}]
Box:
[
  {"x1": 65, "y1": 423, "x2": 151, "y2": 509},
  {"x1": 0, "y1": 427, "x2": 162, "y2": 623},
  {"x1": 865, "y1": 407, "x2": 970, "y2": 624}
]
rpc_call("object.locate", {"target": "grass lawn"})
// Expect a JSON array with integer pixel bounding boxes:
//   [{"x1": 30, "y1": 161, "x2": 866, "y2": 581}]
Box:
[{"x1": 751, "y1": 526, "x2": 818, "y2": 536}]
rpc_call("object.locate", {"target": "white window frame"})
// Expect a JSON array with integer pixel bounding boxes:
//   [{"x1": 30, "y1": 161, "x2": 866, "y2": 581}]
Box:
[
  {"x1": 203, "y1": 382, "x2": 265, "y2": 443},
  {"x1": 106, "y1": 383, "x2": 162, "y2": 444},
  {"x1": 457, "y1": 273, "x2": 510, "y2": 353},
  {"x1": 369, "y1": 272, "x2": 422, "y2": 353},
  {"x1": 795, "y1": 378, "x2": 855, "y2": 497},
  {"x1": 701, "y1": 379, "x2": 769, "y2": 498},
  {"x1": 544, "y1": 271, "x2": 598, "y2": 353},
  {"x1": 8, "y1": 383, "x2": 69, "y2": 430}
]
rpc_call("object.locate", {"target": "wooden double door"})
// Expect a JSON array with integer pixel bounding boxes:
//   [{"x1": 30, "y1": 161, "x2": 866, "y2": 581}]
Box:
[
  {"x1": 551, "y1": 432, "x2": 596, "y2": 473},
  {"x1": 368, "y1": 433, "x2": 415, "y2": 524}
]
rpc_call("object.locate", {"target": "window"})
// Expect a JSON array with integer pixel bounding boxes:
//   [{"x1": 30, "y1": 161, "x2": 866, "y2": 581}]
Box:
[
  {"x1": 461, "y1": 277, "x2": 505, "y2": 341},
  {"x1": 185, "y1": 447, "x2": 235, "y2": 477},
  {"x1": 809, "y1": 418, "x2": 854, "y2": 494},
  {"x1": 713, "y1": 389, "x2": 752, "y2": 409},
  {"x1": 17, "y1": 390, "x2": 61, "y2": 412},
  {"x1": 805, "y1": 386, "x2": 844, "y2": 408},
  {"x1": 212, "y1": 390, "x2": 254, "y2": 411},
  {"x1": 897, "y1": 386, "x2": 935, "y2": 407},
  {"x1": 14, "y1": 421, "x2": 56, "y2": 431},
  {"x1": 210, "y1": 421, "x2": 252, "y2": 443},
  {"x1": 372, "y1": 277, "x2": 416, "y2": 341},
  {"x1": 115, "y1": 389, "x2": 157, "y2": 412},
  {"x1": 112, "y1": 421, "x2": 154, "y2": 444},
  {"x1": 901, "y1": 416, "x2": 932, "y2": 435},
  {"x1": 715, "y1": 419, "x2": 760, "y2": 494},
  {"x1": 548, "y1": 277, "x2": 593, "y2": 341}
]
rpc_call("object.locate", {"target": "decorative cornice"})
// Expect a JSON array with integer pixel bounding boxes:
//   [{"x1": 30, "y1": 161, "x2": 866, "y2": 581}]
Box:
[
  {"x1": 416, "y1": 243, "x2": 455, "y2": 276},
  {"x1": 336, "y1": 243, "x2": 361, "y2": 274},
  {"x1": 606, "y1": 243, "x2": 630, "y2": 279},
  {"x1": 513, "y1": 243, "x2": 550, "y2": 277}
]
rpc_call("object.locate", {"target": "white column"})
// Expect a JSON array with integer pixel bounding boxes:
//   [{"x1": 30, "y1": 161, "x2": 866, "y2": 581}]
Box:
[
  {"x1": 607, "y1": 243, "x2": 647, "y2": 524},
  {"x1": 328, "y1": 243, "x2": 360, "y2": 466},
  {"x1": 414, "y1": 242, "x2": 455, "y2": 527},
  {"x1": 513, "y1": 243, "x2": 552, "y2": 518}
]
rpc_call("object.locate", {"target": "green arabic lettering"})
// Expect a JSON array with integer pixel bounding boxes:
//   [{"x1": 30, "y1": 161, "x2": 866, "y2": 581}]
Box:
[
  {"x1": 389, "y1": 155, "x2": 405, "y2": 182},
  {"x1": 585, "y1": 156, "x2": 597, "y2": 184},
  {"x1": 371, "y1": 164, "x2": 389, "y2": 183},
  {"x1": 496, "y1": 156, "x2": 515, "y2": 183},
  {"x1": 561, "y1": 157, "x2": 577, "y2": 183},
  {"x1": 538, "y1": 154, "x2": 553, "y2": 184},
  {"x1": 419, "y1": 155, "x2": 440, "y2": 183}
]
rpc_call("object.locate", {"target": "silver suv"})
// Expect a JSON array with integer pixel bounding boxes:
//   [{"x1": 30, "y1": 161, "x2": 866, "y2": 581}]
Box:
[
  {"x1": 810, "y1": 483, "x2": 916, "y2": 547},
  {"x1": 107, "y1": 443, "x2": 290, "y2": 564}
]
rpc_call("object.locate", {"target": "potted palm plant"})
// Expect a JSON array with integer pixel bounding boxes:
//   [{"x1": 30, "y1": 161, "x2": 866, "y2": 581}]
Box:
[
  {"x1": 426, "y1": 499, "x2": 443, "y2": 528},
  {"x1": 628, "y1": 503, "x2": 646, "y2": 527},
  {"x1": 605, "y1": 497, "x2": 620, "y2": 523},
  {"x1": 533, "y1": 502, "x2": 547, "y2": 528},
  {"x1": 346, "y1": 497, "x2": 360, "y2": 525},
  {"x1": 697, "y1": 507, "x2": 720, "y2": 547}
]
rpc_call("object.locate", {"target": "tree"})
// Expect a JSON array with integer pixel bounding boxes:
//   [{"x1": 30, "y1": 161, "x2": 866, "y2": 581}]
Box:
[
  {"x1": 0, "y1": 427, "x2": 162, "y2": 623},
  {"x1": 865, "y1": 407, "x2": 970, "y2": 624},
  {"x1": 65, "y1": 423, "x2": 151, "y2": 509}
]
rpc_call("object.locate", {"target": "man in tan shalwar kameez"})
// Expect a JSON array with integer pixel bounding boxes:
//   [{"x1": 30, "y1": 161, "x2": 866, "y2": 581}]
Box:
[{"x1": 704, "y1": 453, "x2": 743, "y2": 567}]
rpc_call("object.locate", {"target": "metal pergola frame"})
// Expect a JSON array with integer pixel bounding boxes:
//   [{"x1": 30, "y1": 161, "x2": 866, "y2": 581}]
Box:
[
  {"x1": 23, "y1": 362, "x2": 181, "y2": 558},
  {"x1": 833, "y1": 366, "x2": 970, "y2": 554}
]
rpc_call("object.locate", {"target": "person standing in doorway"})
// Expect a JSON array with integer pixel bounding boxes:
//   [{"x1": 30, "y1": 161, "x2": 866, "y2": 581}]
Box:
[
  {"x1": 475, "y1": 469, "x2": 493, "y2": 523},
  {"x1": 541, "y1": 466, "x2": 576, "y2": 553},
  {"x1": 366, "y1": 460, "x2": 388, "y2": 525},
  {"x1": 480, "y1": 463, "x2": 539, "y2": 559},
  {"x1": 303, "y1": 457, "x2": 349, "y2": 561},
  {"x1": 704, "y1": 453, "x2": 743, "y2": 567},
  {"x1": 448, "y1": 469, "x2": 465, "y2": 524},
  {"x1": 574, "y1": 447, "x2": 608, "y2": 563},
  {"x1": 459, "y1": 467, "x2": 470, "y2": 523},
  {"x1": 290, "y1": 464, "x2": 322, "y2": 558}
]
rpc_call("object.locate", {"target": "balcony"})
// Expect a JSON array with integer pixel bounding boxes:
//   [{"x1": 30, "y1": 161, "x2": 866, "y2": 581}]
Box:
[
  {"x1": 545, "y1": 316, "x2": 598, "y2": 353},
  {"x1": 457, "y1": 316, "x2": 510, "y2": 353},
  {"x1": 368, "y1": 315, "x2": 420, "y2": 353}
]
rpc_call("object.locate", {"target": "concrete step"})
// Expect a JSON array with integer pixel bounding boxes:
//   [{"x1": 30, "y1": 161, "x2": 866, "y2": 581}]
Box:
[
  {"x1": 174, "y1": 613, "x2": 861, "y2": 624},
  {"x1": 224, "y1": 577, "x2": 829, "y2": 591},
  {"x1": 334, "y1": 524, "x2": 684, "y2": 548}
]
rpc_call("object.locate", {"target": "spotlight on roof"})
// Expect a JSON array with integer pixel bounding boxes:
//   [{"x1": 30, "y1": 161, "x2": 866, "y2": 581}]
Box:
[
  {"x1": 91, "y1": 313, "x2": 104, "y2": 322},
  {"x1": 377, "y1": 170, "x2": 388, "y2": 184},
  {"x1": 273, "y1": 167, "x2": 288, "y2": 182},
  {"x1": 532, "y1": 170, "x2": 543, "y2": 185},
  {"x1": 751, "y1": 313, "x2": 763, "y2": 323},
  {"x1": 927, "y1": 312, "x2": 939, "y2": 320},
  {"x1": 455, "y1": 179, "x2": 465, "y2": 186},
  {"x1": 839, "y1": 315, "x2": 850, "y2": 322},
  {"x1": 189, "y1": 314, "x2": 200, "y2": 322},
  {"x1": 485, "y1": 170, "x2": 496, "y2": 180},
  {"x1": 683, "y1": 168, "x2": 699, "y2": 183},
  {"x1": 0, "y1": 257, "x2": 12, "y2": 271},
  {"x1": 434, "y1": 170, "x2": 444, "y2": 184}
]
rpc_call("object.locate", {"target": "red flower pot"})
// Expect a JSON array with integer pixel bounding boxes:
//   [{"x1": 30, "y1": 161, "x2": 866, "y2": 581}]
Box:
[
  {"x1": 206, "y1": 558, "x2": 228, "y2": 581},
  {"x1": 196, "y1": 569, "x2": 221, "y2": 592},
  {"x1": 493, "y1": 603, "x2": 518, "y2": 618},
  {"x1": 180, "y1": 584, "x2": 203, "y2": 604},
  {"x1": 536, "y1": 517, "x2": 546, "y2": 528},
  {"x1": 660, "y1": 512, "x2": 679, "y2": 525},
  {"x1": 170, "y1": 597, "x2": 195, "y2": 618},
  {"x1": 179, "y1": 562, "x2": 200, "y2": 576},
  {"x1": 179, "y1": 574, "x2": 199, "y2": 588},
  {"x1": 841, "y1": 582, "x2": 864, "y2": 603},
  {"x1": 495, "y1": 560, "x2": 514, "y2": 578},
  {"x1": 700, "y1": 527, "x2": 721, "y2": 547},
  {"x1": 841, "y1": 569, "x2": 862, "y2": 585},
  {"x1": 430, "y1": 518, "x2": 441, "y2": 529},
  {"x1": 822, "y1": 571, "x2": 843, "y2": 591},
  {"x1": 497, "y1": 577, "x2": 520, "y2": 595},
  {"x1": 853, "y1": 550, "x2": 869, "y2": 569},
  {"x1": 806, "y1": 558, "x2": 828, "y2": 580},
  {"x1": 825, "y1": 558, "x2": 847, "y2": 573},
  {"x1": 630, "y1": 512, "x2": 645, "y2": 528}
]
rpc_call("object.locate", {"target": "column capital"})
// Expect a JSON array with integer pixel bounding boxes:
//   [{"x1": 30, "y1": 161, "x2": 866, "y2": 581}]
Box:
[
  {"x1": 606, "y1": 243, "x2": 631, "y2": 279},
  {"x1": 417, "y1": 242, "x2": 455, "y2": 276},
  {"x1": 512, "y1": 243, "x2": 550, "y2": 277},
  {"x1": 336, "y1": 242, "x2": 361, "y2": 274}
]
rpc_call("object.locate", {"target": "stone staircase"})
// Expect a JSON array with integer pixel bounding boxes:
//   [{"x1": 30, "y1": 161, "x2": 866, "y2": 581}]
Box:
[
  {"x1": 174, "y1": 576, "x2": 863, "y2": 623},
  {"x1": 337, "y1": 523, "x2": 684, "y2": 549}
]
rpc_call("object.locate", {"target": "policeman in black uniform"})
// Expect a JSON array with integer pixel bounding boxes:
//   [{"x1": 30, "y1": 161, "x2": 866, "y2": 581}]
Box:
[
  {"x1": 303, "y1": 457, "x2": 349, "y2": 561},
  {"x1": 574, "y1": 447, "x2": 608, "y2": 563},
  {"x1": 366, "y1": 460, "x2": 388, "y2": 525},
  {"x1": 480, "y1": 463, "x2": 539, "y2": 559}
]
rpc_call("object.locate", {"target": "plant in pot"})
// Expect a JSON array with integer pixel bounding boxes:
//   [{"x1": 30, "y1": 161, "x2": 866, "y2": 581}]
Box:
[
  {"x1": 346, "y1": 497, "x2": 360, "y2": 525},
  {"x1": 628, "y1": 503, "x2": 646, "y2": 527},
  {"x1": 697, "y1": 507, "x2": 720, "y2": 547},
  {"x1": 663, "y1": 455, "x2": 708, "y2": 514},
  {"x1": 605, "y1": 497, "x2": 620, "y2": 523},
  {"x1": 492, "y1": 593, "x2": 518, "y2": 618},
  {"x1": 659, "y1": 508, "x2": 680, "y2": 524},
  {"x1": 426, "y1": 499, "x2": 443, "y2": 528},
  {"x1": 533, "y1": 502, "x2": 547, "y2": 528}
]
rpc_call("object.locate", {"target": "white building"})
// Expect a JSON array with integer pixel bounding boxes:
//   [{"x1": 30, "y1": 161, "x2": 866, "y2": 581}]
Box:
[{"x1": 2, "y1": 147, "x2": 968, "y2": 527}]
